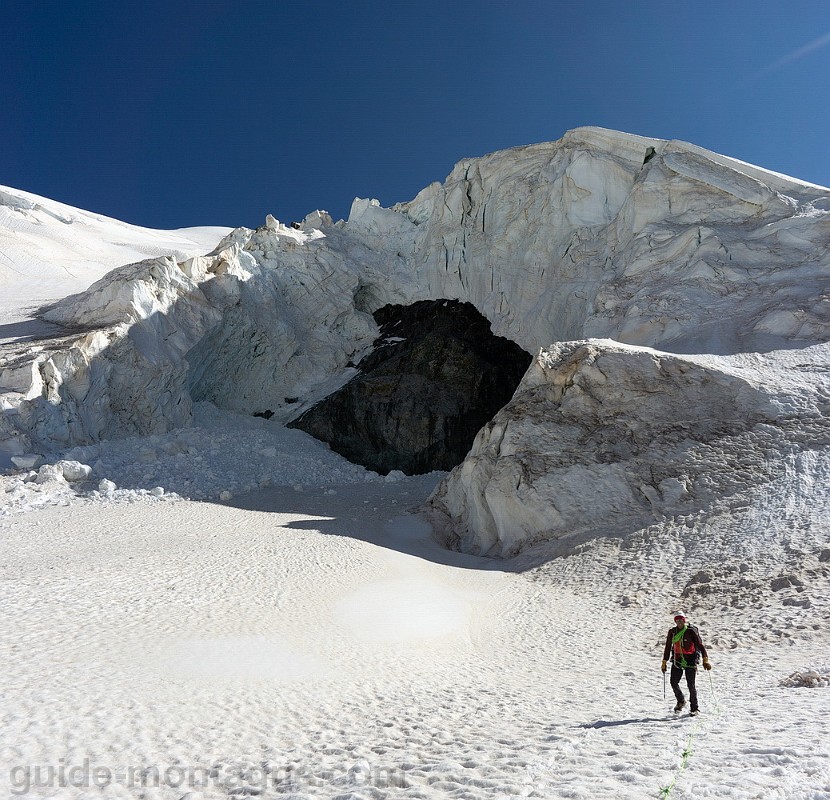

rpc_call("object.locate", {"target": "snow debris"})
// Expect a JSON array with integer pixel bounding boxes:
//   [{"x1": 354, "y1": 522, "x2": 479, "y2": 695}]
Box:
[
  {"x1": 34, "y1": 463, "x2": 66, "y2": 484},
  {"x1": 0, "y1": 402, "x2": 387, "y2": 517},
  {"x1": 780, "y1": 668, "x2": 830, "y2": 688},
  {"x1": 10, "y1": 454, "x2": 40, "y2": 470},
  {"x1": 56, "y1": 459, "x2": 92, "y2": 482}
]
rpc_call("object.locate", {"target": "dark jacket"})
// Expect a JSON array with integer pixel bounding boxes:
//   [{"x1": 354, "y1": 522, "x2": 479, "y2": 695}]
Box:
[{"x1": 663, "y1": 624, "x2": 708, "y2": 667}]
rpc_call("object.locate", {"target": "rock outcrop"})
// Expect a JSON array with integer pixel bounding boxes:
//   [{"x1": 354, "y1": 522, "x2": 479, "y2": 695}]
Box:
[{"x1": 290, "y1": 300, "x2": 532, "y2": 474}]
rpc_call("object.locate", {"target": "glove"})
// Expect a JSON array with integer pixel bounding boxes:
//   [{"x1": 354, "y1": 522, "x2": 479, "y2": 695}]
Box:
[
  {"x1": 703, "y1": 658, "x2": 711, "y2": 671},
  {"x1": 661, "y1": 660, "x2": 667, "y2": 673}
]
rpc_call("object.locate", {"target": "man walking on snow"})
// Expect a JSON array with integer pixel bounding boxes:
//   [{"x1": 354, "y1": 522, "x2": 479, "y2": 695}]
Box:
[{"x1": 661, "y1": 611, "x2": 711, "y2": 715}]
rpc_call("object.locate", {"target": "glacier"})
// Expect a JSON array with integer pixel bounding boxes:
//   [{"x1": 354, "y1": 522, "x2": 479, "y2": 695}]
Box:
[{"x1": 1, "y1": 126, "x2": 830, "y2": 555}]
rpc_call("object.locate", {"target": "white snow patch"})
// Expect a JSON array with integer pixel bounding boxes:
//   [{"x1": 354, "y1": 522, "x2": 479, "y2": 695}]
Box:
[
  {"x1": 162, "y1": 635, "x2": 321, "y2": 681},
  {"x1": 335, "y1": 579, "x2": 471, "y2": 642}
]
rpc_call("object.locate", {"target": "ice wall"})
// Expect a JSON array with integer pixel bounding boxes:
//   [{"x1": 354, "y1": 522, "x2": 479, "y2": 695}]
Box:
[{"x1": 2, "y1": 127, "x2": 829, "y2": 479}]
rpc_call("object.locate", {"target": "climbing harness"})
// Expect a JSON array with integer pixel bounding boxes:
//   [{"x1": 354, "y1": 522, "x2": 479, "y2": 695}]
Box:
[{"x1": 671, "y1": 625, "x2": 697, "y2": 669}]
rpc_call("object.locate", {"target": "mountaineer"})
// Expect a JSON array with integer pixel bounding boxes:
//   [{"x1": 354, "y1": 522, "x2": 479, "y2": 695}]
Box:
[{"x1": 661, "y1": 611, "x2": 711, "y2": 715}]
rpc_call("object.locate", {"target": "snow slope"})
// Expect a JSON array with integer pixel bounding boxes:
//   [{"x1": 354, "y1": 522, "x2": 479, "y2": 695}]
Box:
[
  {"x1": 0, "y1": 184, "x2": 229, "y2": 342},
  {"x1": 1, "y1": 415, "x2": 828, "y2": 799}
]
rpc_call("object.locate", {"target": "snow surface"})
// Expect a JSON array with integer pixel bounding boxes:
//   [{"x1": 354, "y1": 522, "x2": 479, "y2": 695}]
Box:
[
  {"x1": 2, "y1": 131, "x2": 830, "y2": 799},
  {"x1": 0, "y1": 184, "x2": 229, "y2": 343},
  {"x1": 2, "y1": 401, "x2": 830, "y2": 799}
]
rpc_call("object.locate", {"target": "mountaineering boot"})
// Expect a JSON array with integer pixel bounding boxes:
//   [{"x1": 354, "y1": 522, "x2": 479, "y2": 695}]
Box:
[
  {"x1": 674, "y1": 697, "x2": 686, "y2": 713},
  {"x1": 689, "y1": 709, "x2": 699, "y2": 716}
]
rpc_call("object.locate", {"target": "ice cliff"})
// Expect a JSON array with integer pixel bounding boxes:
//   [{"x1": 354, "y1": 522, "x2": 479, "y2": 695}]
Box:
[
  {"x1": 1, "y1": 126, "x2": 829, "y2": 554},
  {"x1": 427, "y1": 339, "x2": 830, "y2": 557}
]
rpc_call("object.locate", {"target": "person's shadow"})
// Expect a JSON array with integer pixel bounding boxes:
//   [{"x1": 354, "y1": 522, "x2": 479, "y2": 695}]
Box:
[{"x1": 580, "y1": 717, "x2": 669, "y2": 729}]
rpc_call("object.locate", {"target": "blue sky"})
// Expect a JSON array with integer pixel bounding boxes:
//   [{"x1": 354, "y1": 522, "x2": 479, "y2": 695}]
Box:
[{"x1": 4, "y1": 1, "x2": 830, "y2": 229}]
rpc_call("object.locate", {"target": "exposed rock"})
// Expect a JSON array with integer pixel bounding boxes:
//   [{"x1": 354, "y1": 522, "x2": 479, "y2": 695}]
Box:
[
  {"x1": 771, "y1": 575, "x2": 804, "y2": 592},
  {"x1": 290, "y1": 300, "x2": 532, "y2": 474}
]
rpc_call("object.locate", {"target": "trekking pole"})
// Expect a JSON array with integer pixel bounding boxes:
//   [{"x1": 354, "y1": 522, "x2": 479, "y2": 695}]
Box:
[{"x1": 663, "y1": 670, "x2": 666, "y2": 700}]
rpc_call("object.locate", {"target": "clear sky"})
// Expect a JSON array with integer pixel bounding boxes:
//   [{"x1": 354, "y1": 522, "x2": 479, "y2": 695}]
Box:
[{"x1": 4, "y1": 1, "x2": 830, "y2": 230}]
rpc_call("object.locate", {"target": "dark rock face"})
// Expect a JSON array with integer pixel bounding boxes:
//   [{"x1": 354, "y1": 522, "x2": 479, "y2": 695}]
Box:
[{"x1": 289, "y1": 300, "x2": 532, "y2": 475}]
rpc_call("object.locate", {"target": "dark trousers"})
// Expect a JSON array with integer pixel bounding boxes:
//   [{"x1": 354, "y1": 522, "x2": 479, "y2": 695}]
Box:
[{"x1": 670, "y1": 663, "x2": 698, "y2": 711}]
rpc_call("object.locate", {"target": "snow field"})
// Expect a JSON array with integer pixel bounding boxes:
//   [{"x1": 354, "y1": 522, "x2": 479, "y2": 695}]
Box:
[
  {"x1": 0, "y1": 184, "x2": 229, "y2": 341},
  {"x1": 2, "y1": 429, "x2": 829, "y2": 799},
  {"x1": 2, "y1": 145, "x2": 830, "y2": 798}
]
